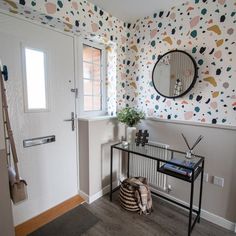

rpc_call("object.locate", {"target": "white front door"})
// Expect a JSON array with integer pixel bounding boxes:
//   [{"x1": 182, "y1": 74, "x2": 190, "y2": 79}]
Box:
[{"x1": 0, "y1": 13, "x2": 78, "y2": 225}]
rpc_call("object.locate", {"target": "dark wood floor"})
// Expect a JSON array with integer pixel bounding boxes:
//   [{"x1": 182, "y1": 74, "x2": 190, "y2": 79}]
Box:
[{"x1": 83, "y1": 192, "x2": 235, "y2": 236}]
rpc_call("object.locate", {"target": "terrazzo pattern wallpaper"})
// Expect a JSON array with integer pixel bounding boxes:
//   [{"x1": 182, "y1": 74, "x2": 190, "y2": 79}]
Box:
[
  {"x1": 0, "y1": 0, "x2": 235, "y2": 126},
  {"x1": 124, "y1": 0, "x2": 236, "y2": 125}
]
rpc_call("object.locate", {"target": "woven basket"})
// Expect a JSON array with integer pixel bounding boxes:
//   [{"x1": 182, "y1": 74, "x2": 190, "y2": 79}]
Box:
[{"x1": 119, "y1": 181, "x2": 139, "y2": 212}]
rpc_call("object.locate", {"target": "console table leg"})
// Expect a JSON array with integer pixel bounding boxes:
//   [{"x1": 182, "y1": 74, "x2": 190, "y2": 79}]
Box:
[
  {"x1": 110, "y1": 146, "x2": 113, "y2": 201},
  {"x1": 198, "y1": 160, "x2": 204, "y2": 223},
  {"x1": 127, "y1": 152, "x2": 130, "y2": 178},
  {"x1": 188, "y1": 172, "x2": 195, "y2": 236}
]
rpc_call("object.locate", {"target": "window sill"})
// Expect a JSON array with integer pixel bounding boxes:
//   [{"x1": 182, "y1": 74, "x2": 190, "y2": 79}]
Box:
[{"x1": 77, "y1": 115, "x2": 117, "y2": 122}]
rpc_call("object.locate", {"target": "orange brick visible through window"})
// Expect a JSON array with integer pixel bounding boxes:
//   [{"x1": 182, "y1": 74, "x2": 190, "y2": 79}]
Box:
[{"x1": 83, "y1": 44, "x2": 102, "y2": 111}]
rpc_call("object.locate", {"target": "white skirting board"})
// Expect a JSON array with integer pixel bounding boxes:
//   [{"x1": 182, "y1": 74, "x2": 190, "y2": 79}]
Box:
[
  {"x1": 79, "y1": 180, "x2": 119, "y2": 204},
  {"x1": 80, "y1": 183, "x2": 236, "y2": 232}
]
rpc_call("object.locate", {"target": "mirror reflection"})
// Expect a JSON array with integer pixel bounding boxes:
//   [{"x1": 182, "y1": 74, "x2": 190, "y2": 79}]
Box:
[{"x1": 152, "y1": 51, "x2": 196, "y2": 98}]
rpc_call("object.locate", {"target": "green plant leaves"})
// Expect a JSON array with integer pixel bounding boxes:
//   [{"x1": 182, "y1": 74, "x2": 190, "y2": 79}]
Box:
[{"x1": 117, "y1": 107, "x2": 145, "y2": 127}]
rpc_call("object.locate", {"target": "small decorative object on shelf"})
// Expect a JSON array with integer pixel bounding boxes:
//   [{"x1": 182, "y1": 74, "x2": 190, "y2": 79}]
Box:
[
  {"x1": 142, "y1": 130, "x2": 149, "y2": 146},
  {"x1": 135, "y1": 129, "x2": 149, "y2": 146},
  {"x1": 135, "y1": 130, "x2": 142, "y2": 146},
  {"x1": 181, "y1": 133, "x2": 204, "y2": 159}
]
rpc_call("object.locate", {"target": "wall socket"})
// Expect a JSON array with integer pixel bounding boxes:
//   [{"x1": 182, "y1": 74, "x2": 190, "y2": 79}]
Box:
[{"x1": 213, "y1": 176, "x2": 224, "y2": 187}]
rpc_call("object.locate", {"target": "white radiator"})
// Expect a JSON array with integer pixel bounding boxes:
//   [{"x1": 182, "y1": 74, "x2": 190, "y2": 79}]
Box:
[{"x1": 130, "y1": 142, "x2": 169, "y2": 191}]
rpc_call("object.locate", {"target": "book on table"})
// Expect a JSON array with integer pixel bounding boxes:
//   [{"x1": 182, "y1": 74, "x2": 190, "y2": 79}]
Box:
[{"x1": 163, "y1": 159, "x2": 196, "y2": 177}]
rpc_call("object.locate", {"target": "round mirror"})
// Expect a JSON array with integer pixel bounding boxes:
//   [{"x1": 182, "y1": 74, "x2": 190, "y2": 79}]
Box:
[{"x1": 152, "y1": 50, "x2": 197, "y2": 98}]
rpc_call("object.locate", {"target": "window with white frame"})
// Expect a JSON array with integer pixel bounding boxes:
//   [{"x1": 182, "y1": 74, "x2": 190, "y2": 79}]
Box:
[{"x1": 80, "y1": 41, "x2": 106, "y2": 115}]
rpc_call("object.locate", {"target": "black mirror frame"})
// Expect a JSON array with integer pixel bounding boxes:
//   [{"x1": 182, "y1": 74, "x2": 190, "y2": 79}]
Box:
[{"x1": 152, "y1": 49, "x2": 198, "y2": 99}]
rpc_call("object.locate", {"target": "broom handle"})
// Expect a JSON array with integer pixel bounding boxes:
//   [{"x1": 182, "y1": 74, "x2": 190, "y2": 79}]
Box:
[{"x1": 0, "y1": 70, "x2": 20, "y2": 182}]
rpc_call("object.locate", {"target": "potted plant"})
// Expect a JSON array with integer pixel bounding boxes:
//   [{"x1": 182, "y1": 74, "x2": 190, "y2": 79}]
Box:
[{"x1": 117, "y1": 107, "x2": 145, "y2": 143}]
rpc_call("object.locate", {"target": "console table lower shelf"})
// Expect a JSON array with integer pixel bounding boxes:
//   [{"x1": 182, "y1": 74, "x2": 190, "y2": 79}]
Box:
[{"x1": 109, "y1": 143, "x2": 205, "y2": 236}]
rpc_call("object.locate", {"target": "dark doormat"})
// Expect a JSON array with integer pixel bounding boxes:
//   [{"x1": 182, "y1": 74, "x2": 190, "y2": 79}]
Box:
[{"x1": 28, "y1": 204, "x2": 99, "y2": 236}]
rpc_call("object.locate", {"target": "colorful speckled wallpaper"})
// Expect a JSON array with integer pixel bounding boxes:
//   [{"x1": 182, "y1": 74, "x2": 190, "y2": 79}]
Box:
[
  {"x1": 124, "y1": 0, "x2": 236, "y2": 125},
  {"x1": 0, "y1": 0, "x2": 235, "y2": 125}
]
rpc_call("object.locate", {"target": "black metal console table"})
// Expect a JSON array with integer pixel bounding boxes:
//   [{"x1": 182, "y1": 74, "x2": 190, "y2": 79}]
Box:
[{"x1": 109, "y1": 142, "x2": 205, "y2": 236}]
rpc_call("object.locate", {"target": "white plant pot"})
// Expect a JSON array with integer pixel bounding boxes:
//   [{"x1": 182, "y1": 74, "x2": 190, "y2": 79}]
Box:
[{"x1": 126, "y1": 126, "x2": 137, "y2": 143}]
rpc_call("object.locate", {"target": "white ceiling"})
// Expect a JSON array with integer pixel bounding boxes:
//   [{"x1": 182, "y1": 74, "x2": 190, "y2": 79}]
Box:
[{"x1": 87, "y1": 0, "x2": 187, "y2": 22}]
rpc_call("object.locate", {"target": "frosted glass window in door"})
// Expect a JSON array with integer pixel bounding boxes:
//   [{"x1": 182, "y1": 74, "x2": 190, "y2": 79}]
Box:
[{"x1": 24, "y1": 48, "x2": 47, "y2": 110}]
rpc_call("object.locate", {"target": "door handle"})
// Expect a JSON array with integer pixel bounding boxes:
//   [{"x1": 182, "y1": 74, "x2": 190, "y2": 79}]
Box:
[{"x1": 64, "y1": 112, "x2": 75, "y2": 131}]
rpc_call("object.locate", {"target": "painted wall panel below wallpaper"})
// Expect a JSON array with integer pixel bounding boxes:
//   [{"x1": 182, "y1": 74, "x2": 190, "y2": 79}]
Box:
[{"x1": 139, "y1": 119, "x2": 236, "y2": 222}]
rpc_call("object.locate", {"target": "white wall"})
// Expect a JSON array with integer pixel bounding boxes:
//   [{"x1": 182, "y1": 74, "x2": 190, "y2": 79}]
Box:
[{"x1": 78, "y1": 117, "x2": 125, "y2": 201}]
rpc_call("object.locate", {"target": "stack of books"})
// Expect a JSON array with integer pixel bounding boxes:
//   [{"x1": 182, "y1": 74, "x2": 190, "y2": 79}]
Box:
[{"x1": 163, "y1": 159, "x2": 196, "y2": 177}]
